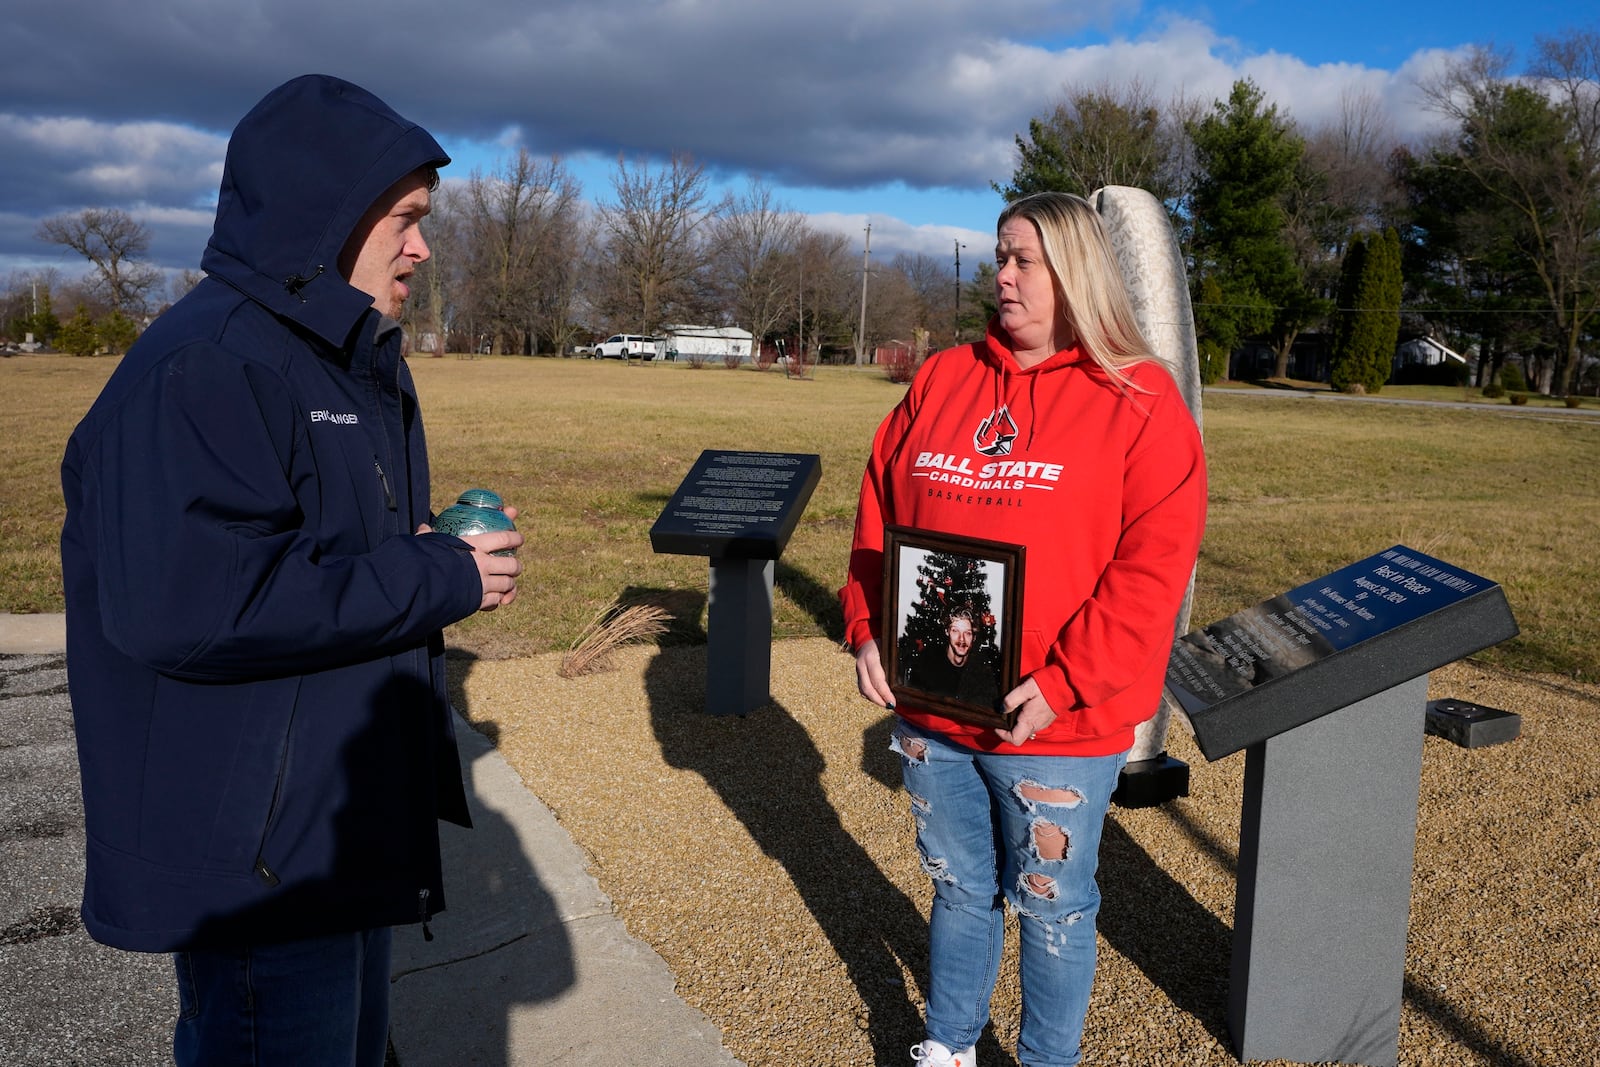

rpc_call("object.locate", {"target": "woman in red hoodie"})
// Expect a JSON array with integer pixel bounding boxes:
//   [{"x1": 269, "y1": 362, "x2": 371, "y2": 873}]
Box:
[{"x1": 841, "y1": 192, "x2": 1207, "y2": 1067}]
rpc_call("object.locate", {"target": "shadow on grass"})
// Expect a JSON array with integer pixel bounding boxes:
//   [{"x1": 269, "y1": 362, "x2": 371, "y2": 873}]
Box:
[
  {"x1": 775, "y1": 559, "x2": 845, "y2": 642},
  {"x1": 632, "y1": 491, "x2": 672, "y2": 510}
]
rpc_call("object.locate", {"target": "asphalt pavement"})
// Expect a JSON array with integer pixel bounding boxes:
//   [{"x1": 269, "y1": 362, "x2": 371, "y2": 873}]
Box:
[{"x1": 0, "y1": 613, "x2": 743, "y2": 1066}]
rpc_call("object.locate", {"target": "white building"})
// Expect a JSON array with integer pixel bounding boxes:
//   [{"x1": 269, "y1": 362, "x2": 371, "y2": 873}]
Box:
[{"x1": 660, "y1": 325, "x2": 754, "y2": 362}]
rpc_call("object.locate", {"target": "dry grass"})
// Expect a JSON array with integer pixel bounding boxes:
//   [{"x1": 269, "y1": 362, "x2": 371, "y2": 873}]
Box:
[
  {"x1": 557, "y1": 601, "x2": 671, "y2": 677},
  {"x1": 4, "y1": 354, "x2": 1598, "y2": 678}
]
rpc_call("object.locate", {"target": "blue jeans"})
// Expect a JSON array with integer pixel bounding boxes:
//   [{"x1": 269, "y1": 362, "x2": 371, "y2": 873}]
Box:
[
  {"x1": 173, "y1": 927, "x2": 393, "y2": 1066},
  {"x1": 893, "y1": 722, "x2": 1127, "y2": 1067}
]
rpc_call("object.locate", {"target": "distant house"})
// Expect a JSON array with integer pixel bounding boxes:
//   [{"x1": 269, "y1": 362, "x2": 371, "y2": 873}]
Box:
[
  {"x1": 660, "y1": 324, "x2": 754, "y2": 362},
  {"x1": 1393, "y1": 335, "x2": 1467, "y2": 373},
  {"x1": 1230, "y1": 335, "x2": 1330, "y2": 382},
  {"x1": 1229, "y1": 332, "x2": 1469, "y2": 384}
]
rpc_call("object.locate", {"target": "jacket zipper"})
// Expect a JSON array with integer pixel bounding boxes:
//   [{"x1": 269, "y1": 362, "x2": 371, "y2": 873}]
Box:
[
  {"x1": 418, "y1": 887, "x2": 433, "y2": 941},
  {"x1": 373, "y1": 457, "x2": 396, "y2": 511},
  {"x1": 253, "y1": 717, "x2": 294, "y2": 887}
]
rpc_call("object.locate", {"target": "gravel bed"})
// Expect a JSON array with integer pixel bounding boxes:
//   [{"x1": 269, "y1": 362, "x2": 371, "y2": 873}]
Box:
[{"x1": 450, "y1": 640, "x2": 1599, "y2": 1066}]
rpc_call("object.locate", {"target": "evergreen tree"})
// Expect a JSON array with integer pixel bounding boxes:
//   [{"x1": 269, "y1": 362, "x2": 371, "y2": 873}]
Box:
[
  {"x1": 1370, "y1": 228, "x2": 1404, "y2": 390},
  {"x1": 1331, "y1": 229, "x2": 1404, "y2": 393},
  {"x1": 57, "y1": 305, "x2": 99, "y2": 357},
  {"x1": 1392, "y1": 143, "x2": 1542, "y2": 388},
  {"x1": 1188, "y1": 80, "x2": 1305, "y2": 380},
  {"x1": 9, "y1": 285, "x2": 59, "y2": 344},
  {"x1": 1329, "y1": 235, "x2": 1370, "y2": 393},
  {"x1": 960, "y1": 263, "x2": 997, "y2": 338},
  {"x1": 897, "y1": 551, "x2": 998, "y2": 682},
  {"x1": 98, "y1": 309, "x2": 138, "y2": 355}
]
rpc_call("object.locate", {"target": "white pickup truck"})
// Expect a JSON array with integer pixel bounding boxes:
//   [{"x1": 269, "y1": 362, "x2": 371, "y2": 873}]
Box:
[{"x1": 592, "y1": 334, "x2": 664, "y2": 360}]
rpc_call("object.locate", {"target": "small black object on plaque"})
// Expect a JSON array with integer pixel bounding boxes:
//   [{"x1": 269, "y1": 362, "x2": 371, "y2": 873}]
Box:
[{"x1": 1425, "y1": 698, "x2": 1521, "y2": 749}]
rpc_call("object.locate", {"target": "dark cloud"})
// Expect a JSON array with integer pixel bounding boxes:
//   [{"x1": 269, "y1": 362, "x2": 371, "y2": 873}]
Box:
[
  {"x1": 1, "y1": 0, "x2": 1090, "y2": 189},
  {"x1": 1, "y1": 0, "x2": 1466, "y2": 274}
]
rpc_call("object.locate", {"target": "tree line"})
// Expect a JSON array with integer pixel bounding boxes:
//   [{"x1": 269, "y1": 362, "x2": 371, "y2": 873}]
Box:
[
  {"x1": 7, "y1": 150, "x2": 985, "y2": 365},
  {"x1": 9, "y1": 26, "x2": 1596, "y2": 394},
  {"x1": 997, "y1": 30, "x2": 1598, "y2": 396}
]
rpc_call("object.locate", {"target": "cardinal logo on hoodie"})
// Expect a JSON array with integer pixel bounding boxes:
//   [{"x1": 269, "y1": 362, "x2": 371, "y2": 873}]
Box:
[{"x1": 973, "y1": 406, "x2": 1018, "y2": 457}]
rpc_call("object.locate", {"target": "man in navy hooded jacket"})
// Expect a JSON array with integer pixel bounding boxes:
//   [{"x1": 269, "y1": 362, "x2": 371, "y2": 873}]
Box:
[{"x1": 60, "y1": 75, "x2": 521, "y2": 1065}]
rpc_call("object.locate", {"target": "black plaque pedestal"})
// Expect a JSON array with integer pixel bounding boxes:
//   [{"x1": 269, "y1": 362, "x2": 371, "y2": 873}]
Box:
[
  {"x1": 651, "y1": 450, "x2": 821, "y2": 717},
  {"x1": 1166, "y1": 546, "x2": 1518, "y2": 1067},
  {"x1": 707, "y1": 557, "x2": 775, "y2": 718}
]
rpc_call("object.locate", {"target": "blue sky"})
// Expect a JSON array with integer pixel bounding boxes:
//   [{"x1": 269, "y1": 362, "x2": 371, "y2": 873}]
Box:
[{"x1": 0, "y1": 1, "x2": 1584, "y2": 285}]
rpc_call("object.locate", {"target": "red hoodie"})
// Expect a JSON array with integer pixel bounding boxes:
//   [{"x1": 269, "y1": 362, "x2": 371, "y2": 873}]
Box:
[{"x1": 840, "y1": 321, "x2": 1207, "y2": 756}]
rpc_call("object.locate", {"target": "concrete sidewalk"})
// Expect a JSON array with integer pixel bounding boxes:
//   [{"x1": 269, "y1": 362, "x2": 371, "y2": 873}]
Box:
[{"x1": 0, "y1": 613, "x2": 742, "y2": 1066}]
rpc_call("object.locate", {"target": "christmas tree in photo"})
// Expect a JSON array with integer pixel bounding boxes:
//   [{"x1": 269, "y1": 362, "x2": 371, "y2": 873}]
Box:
[{"x1": 898, "y1": 549, "x2": 998, "y2": 685}]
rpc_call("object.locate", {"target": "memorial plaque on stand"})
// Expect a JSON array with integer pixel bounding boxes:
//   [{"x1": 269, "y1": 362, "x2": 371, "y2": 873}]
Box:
[
  {"x1": 1165, "y1": 546, "x2": 1520, "y2": 1066},
  {"x1": 650, "y1": 450, "x2": 821, "y2": 559},
  {"x1": 651, "y1": 450, "x2": 822, "y2": 716},
  {"x1": 1165, "y1": 545, "x2": 1519, "y2": 761}
]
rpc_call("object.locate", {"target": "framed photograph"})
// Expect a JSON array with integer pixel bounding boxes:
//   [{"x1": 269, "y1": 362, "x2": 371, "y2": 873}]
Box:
[{"x1": 881, "y1": 525, "x2": 1025, "y2": 730}]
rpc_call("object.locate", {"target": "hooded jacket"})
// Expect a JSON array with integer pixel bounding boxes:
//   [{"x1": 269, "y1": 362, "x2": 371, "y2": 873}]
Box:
[
  {"x1": 60, "y1": 75, "x2": 482, "y2": 952},
  {"x1": 840, "y1": 321, "x2": 1207, "y2": 756}
]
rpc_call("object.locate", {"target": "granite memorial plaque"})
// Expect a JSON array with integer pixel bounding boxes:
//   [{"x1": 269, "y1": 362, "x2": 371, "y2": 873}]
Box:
[
  {"x1": 1166, "y1": 545, "x2": 1518, "y2": 760},
  {"x1": 650, "y1": 450, "x2": 822, "y2": 716},
  {"x1": 1178, "y1": 548, "x2": 1521, "y2": 1065},
  {"x1": 650, "y1": 450, "x2": 822, "y2": 559}
]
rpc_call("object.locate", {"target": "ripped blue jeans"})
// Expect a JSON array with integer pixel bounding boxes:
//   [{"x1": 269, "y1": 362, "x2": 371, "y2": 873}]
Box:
[{"x1": 892, "y1": 721, "x2": 1127, "y2": 1067}]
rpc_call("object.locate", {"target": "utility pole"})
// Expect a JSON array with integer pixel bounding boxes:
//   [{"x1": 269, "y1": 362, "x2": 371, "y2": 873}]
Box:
[
  {"x1": 796, "y1": 253, "x2": 804, "y2": 376},
  {"x1": 855, "y1": 221, "x2": 872, "y2": 366},
  {"x1": 953, "y1": 239, "x2": 966, "y2": 344}
]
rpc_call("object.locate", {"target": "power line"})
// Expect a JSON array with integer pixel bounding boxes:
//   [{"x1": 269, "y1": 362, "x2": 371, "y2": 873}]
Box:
[{"x1": 1192, "y1": 301, "x2": 1591, "y2": 317}]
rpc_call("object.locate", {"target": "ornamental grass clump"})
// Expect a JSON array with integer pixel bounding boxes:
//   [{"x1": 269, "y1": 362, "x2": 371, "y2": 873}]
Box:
[{"x1": 558, "y1": 602, "x2": 671, "y2": 678}]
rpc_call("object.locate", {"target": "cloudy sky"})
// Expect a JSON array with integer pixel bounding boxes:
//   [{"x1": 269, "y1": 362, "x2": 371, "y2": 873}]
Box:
[{"x1": 1, "y1": 0, "x2": 1581, "y2": 286}]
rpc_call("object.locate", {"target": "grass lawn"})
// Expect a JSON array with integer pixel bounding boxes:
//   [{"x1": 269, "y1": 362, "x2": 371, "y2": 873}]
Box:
[{"x1": 4, "y1": 354, "x2": 1597, "y2": 678}]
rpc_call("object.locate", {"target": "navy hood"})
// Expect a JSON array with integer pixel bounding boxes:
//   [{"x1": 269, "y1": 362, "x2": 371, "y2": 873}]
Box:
[{"x1": 200, "y1": 74, "x2": 450, "y2": 347}]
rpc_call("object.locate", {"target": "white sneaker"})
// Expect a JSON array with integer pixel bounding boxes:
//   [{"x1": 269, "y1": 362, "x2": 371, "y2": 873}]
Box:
[{"x1": 909, "y1": 1039, "x2": 976, "y2": 1067}]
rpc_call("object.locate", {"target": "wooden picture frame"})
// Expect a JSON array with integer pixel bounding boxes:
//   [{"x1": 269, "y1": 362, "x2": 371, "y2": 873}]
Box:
[{"x1": 881, "y1": 525, "x2": 1025, "y2": 730}]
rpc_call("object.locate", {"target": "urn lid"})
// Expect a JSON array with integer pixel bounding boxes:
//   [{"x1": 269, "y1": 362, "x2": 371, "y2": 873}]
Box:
[{"x1": 454, "y1": 488, "x2": 504, "y2": 511}]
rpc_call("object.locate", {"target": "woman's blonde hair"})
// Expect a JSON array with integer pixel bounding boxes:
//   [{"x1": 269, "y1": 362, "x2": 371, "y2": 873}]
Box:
[{"x1": 996, "y1": 191, "x2": 1153, "y2": 387}]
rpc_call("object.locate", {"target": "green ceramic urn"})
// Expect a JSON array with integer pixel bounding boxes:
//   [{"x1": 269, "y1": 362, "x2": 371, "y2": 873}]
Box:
[{"x1": 433, "y1": 488, "x2": 516, "y2": 555}]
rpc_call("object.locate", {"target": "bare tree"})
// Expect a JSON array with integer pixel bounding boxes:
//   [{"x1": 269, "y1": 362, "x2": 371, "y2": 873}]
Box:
[
  {"x1": 705, "y1": 178, "x2": 805, "y2": 352},
  {"x1": 788, "y1": 228, "x2": 859, "y2": 362},
  {"x1": 1419, "y1": 34, "x2": 1600, "y2": 394},
  {"x1": 35, "y1": 208, "x2": 163, "y2": 317},
  {"x1": 171, "y1": 269, "x2": 205, "y2": 304},
  {"x1": 891, "y1": 252, "x2": 956, "y2": 346},
  {"x1": 1277, "y1": 89, "x2": 1404, "y2": 355},
  {"x1": 594, "y1": 153, "x2": 715, "y2": 335},
  {"x1": 410, "y1": 182, "x2": 464, "y2": 354},
  {"x1": 863, "y1": 264, "x2": 924, "y2": 355},
  {"x1": 462, "y1": 149, "x2": 582, "y2": 354},
  {"x1": 764, "y1": 228, "x2": 856, "y2": 363}
]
